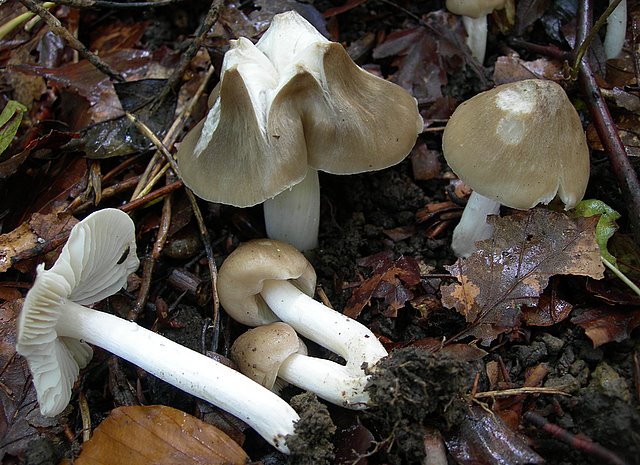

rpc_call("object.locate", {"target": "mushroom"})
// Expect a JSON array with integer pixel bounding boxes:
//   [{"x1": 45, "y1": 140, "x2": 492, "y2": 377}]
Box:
[
  {"x1": 446, "y1": 0, "x2": 506, "y2": 63},
  {"x1": 231, "y1": 322, "x2": 371, "y2": 408},
  {"x1": 217, "y1": 239, "x2": 389, "y2": 375},
  {"x1": 604, "y1": 0, "x2": 627, "y2": 59},
  {"x1": 176, "y1": 10, "x2": 422, "y2": 251},
  {"x1": 15, "y1": 208, "x2": 300, "y2": 453},
  {"x1": 442, "y1": 79, "x2": 590, "y2": 257}
]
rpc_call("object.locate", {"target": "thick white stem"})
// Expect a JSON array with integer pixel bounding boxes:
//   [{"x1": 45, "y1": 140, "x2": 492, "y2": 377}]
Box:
[
  {"x1": 57, "y1": 302, "x2": 298, "y2": 453},
  {"x1": 451, "y1": 191, "x2": 501, "y2": 258},
  {"x1": 260, "y1": 280, "x2": 388, "y2": 373},
  {"x1": 278, "y1": 353, "x2": 370, "y2": 409},
  {"x1": 462, "y1": 15, "x2": 488, "y2": 63},
  {"x1": 264, "y1": 168, "x2": 320, "y2": 251},
  {"x1": 604, "y1": 0, "x2": 627, "y2": 59}
]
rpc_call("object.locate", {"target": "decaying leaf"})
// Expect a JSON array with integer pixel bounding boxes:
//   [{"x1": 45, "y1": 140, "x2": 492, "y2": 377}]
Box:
[
  {"x1": 441, "y1": 209, "x2": 604, "y2": 344},
  {"x1": 571, "y1": 308, "x2": 640, "y2": 348},
  {"x1": 75, "y1": 405, "x2": 248, "y2": 465},
  {"x1": 0, "y1": 100, "x2": 28, "y2": 160}
]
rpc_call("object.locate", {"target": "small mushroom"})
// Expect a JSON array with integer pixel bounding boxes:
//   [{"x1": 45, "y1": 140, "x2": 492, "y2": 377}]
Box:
[
  {"x1": 176, "y1": 10, "x2": 422, "y2": 251},
  {"x1": 218, "y1": 239, "x2": 389, "y2": 375},
  {"x1": 446, "y1": 0, "x2": 506, "y2": 63},
  {"x1": 16, "y1": 209, "x2": 300, "y2": 453},
  {"x1": 231, "y1": 322, "x2": 371, "y2": 408},
  {"x1": 604, "y1": 0, "x2": 627, "y2": 59},
  {"x1": 442, "y1": 79, "x2": 590, "y2": 257}
]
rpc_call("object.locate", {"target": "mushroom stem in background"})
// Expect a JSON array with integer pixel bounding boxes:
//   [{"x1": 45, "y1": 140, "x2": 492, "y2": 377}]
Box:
[
  {"x1": 462, "y1": 15, "x2": 488, "y2": 63},
  {"x1": 264, "y1": 168, "x2": 320, "y2": 251},
  {"x1": 604, "y1": 0, "x2": 627, "y2": 59},
  {"x1": 451, "y1": 191, "x2": 500, "y2": 258},
  {"x1": 16, "y1": 209, "x2": 300, "y2": 453}
]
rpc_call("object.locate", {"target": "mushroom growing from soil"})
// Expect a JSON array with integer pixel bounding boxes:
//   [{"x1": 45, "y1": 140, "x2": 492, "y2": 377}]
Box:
[
  {"x1": 604, "y1": 0, "x2": 627, "y2": 59},
  {"x1": 231, "y1": 322, "x2": 371, "y2": 408},
  {"x1": 446, "y1": 0, "x2": 506, "y2": 63},
  {"x1": 15, "y1": 209, "x2": 306, "y2": 453},
  {"x1": 176, "y1": 10, "x2": 422, "y2": 251},
  {"x1": 442, "y1": 79, "x2": 590, "y2": 257},
  {"x1": 218, "y1": 239, "x2": 389, "y2": 380}
]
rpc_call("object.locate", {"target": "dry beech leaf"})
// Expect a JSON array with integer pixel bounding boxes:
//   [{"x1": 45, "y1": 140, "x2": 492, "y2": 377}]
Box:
[
  {"x1": 75, "y1": 405, "x2": 248, "y2": 465},
  {"x1": 441, "y1": 209, "x2": 604, "y2": 344},
  {"x1": 571, "y1": 308, "x2": 640, "y2": 348}
]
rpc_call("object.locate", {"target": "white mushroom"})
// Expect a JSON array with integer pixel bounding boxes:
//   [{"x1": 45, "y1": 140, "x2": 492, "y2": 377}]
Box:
[
  {"x1": 16, "y1": 208, "x2": 299, "y2": 453},
  {"x1": 604, "y1": 0, "x2": 627, "y2": 59}
]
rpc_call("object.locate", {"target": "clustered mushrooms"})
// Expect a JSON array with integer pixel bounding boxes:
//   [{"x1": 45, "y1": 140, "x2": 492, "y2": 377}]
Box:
[
  {"x1": 218, "y1": 239, "x2": 388, "y2": 408},
  {"x1": 176, "y1": 10, "x2": 422, "y2": 251},
  {"x1": 442, "y1": 79, "x2": 590, "y2": 257},
  {"x1": 16, "y1": 209, "x2": 301, "y2": 453},
  {"x1": 604, "y1": 0, "x2": 627, "y2": 59},
  {"x1": 446, "y1": 0, "x2": 506, "y2": 63},
  {"x1": 231, "y1": 322, "x2": 371, "y2": 408}
]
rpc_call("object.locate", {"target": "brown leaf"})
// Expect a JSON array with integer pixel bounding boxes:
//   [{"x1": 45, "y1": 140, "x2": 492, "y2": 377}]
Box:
[
  {"x1": 75, "y1": 405, "x2": 248, "y2": 465},
  {"x1": 441, "y1": 210, "x2": 604, "y2": 344},
  {"x1": 571, "y1": 308, "x2": 640, "y2": 348},
  {"x1": 522, "y1": 293, "x2": 573, "y2": 326}
]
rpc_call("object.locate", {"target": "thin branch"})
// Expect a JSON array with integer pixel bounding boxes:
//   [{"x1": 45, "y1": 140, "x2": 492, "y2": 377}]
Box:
[{"x1": 52, "y1": 0, "x2": 183, "y2": 8}]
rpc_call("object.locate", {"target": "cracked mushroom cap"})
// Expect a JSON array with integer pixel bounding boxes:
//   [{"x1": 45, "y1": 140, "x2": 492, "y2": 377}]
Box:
[
  {"x1": 231, "y1": 322, "x2": 307, "y2": 390},
  {"x1": 446, "y1": 0, "x2": 506, "y2": 17},
  {"x1": 442, "y1": 79, "x2": 590, "y2": 210},
  {"x1": 217, "y1": 239, "x2": 316, "y2": 326},
  {"x1": 16, "y1": 209, "x2": 139, "y2": 416},
  {"x1": 176, "y1": 10, "x2": 422, "y2": 207}
]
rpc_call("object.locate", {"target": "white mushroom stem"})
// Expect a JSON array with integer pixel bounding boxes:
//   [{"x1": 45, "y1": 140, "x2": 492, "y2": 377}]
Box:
[
  {"x1": 264, "y1": 168, "x2": 320, "y2": 251},
  {"x1": 56, "y1": 302, "x2": 299, "y2": 453},
  {"x1": 462, "y1": 15, "x2": 489, "y2": 63},
  {"x1": 451, "y1": 191, "x2": 501, "y2": 258},
  {"x1": 604, "y1": 0, "x2": 627, "y2": 59},
  {"x1": 260, "y1": 279, "x2": 388, "y2": 372},
  {"x1": 279, "y1": 353, "x2": 371, "y2": 409}
]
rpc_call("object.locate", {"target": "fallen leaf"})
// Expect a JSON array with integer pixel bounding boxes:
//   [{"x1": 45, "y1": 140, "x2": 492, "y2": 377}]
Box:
[
  {"x1": 445, "y1": 405, "x2": 544, "y2": 465},
  {"x1": 0, "y1": 100, "x2": 28, "y2": 160},
  {"x1": 441, "y1": 209, "x2": 604, "y2": 344},
  {"x1": 75, "y1": 405, "x2": 248, "y2": 465},
  {"x1": 571, "y1": 308, "x2": 640, "y2": 348},
  {"x1": 522, "y1": 292, "x2": 573, "y2": 326}
]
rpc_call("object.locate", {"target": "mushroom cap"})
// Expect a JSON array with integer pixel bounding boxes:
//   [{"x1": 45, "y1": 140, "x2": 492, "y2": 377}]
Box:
[
  {"x1": 16, "y1": 208, "x2": 139, "y2": 416},
  {"x1": 176, "y1": 10, "x2": 422, "y2": 207},
  {"x1": 230, "y1": 322, "x2": 307, "y2": 390},
  {"x1": 442, "y1": 79, "x2": 590, "y2": 210},
  {"x1": 217, "y1": 239, "x2": 316, "y2": 326},
  {"x1": 445, "y1": 0, "x2": 506, "y2": 18}
]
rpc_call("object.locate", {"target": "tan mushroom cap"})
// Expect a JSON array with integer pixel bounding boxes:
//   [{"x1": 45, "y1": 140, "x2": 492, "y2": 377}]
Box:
[
  {"x1": 217, "y1": 239, "x2": 316, "y2": 326},
  {"x1": 446, "y1": 0, "x2": 506, "y2": 18},
  {"x1": 176, "y1": 11, "x2": 422, "y2": 207},
  {"x1": 230, "y1": 322, "x2": 307, "y2": 390},
  {"x1": 442, "y1": 79, "x2": 590, "y2": 210}
]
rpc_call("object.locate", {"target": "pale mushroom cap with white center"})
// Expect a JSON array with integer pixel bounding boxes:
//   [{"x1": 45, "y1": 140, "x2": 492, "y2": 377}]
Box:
[
  {"x1": 217, "y1": 239, "x2": 316, "y2": 326},
  {"x1": 16, "y1": 209, "x2": 139, "y2": 416},
  {"x1": 446, "y1": 0, "x2": 506, "y2": 18},
  {"x1": 442, "y1": 79, "x2": 590, "y2": 210},
  {"x1": 176, "y1": 10, "x2": 422, "y2": 207},
  {"x1": 230, "y1": 322, "x2": 307, "y2": 390}
]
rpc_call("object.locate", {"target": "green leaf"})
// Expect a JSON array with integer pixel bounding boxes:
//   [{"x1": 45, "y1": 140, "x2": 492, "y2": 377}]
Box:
[
  {"x1": 572, "y1": 199, "x2": 621, "y2": 264},
  {"x1": 0, "y1": 100, "x2": 28, "y2": 160}
]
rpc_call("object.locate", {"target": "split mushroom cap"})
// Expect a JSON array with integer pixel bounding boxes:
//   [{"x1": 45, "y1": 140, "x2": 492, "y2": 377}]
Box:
[
  {"x1": 442, "y1": 79, "x2": 589, "y2": 211},
  {"x1": 217, "y1": 239, "x2": 316, "y2": 326},
  {"x1": 446, "y1": 0, "x2": 505, "y2": 18},
  {"x1": 16, "y1": 209, "x2": 300, "y2": 453},
  {"x1": 176, "y1": 10, "x2": 422, "y2": 208},
  {"x1": 218, "y1": 239, "x2": 388, "y2": 373},
  {"x1": 17, "y1": 208, "x2": 139, "y2": 415},
  {"x1": 231, "y1": 322, "x2": 373, "y2": 409}
]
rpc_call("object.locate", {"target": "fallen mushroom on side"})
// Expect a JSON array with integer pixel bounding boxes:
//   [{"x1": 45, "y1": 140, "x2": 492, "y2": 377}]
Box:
[
  {"x1": 218, "y1": 239, "x2": 389, "y2": 407},
  {"x1": 15, "y1": 208, "x2": 310, "y2": 454},
  {"x1": 442, "y1": 79, "x2": 590, "y2": 257},
  {"x1": 176, "y1": 10, "x2": 422, "y2": 251}
]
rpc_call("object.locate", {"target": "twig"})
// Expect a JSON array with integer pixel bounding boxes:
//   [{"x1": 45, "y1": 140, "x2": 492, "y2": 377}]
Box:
[
  {"x1": 68, "y1": 174, "x2": 141, "y2": 214},
  {"x1": 474, "y1": 386, "x2": 570, "y2": 399},
  {"x1": 18, "y1": 0, "x2": 124, "y2": 82},
  {"x1": 0, "y1": 2, "x2": 54, "y2": 40},
  {"x1": 125, "y1": 112, "x2": 221, "y2": 351},
  {"x1": 52, "y1": 0, "x2": 183, "y2": 8},
  {"x1": 524, "y1": 411, "x2": 629, "y2": 465}
]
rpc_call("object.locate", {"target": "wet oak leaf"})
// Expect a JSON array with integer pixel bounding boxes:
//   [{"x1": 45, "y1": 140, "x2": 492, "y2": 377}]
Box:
[
  {"x1": 75, "y1": 405, "x2": 248, "y2": 465},
  {"x1": 441, "y1": 210, "x2": 604, "y2": 344},
  {"x1": 571, "y1": 308, "x2": 640, "y2": 348}
]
